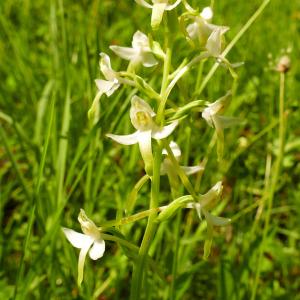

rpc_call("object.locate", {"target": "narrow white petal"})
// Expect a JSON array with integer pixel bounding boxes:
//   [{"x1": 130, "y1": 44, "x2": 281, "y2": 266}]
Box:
[
  {"x1": 106, "y1": 131, "x2": 140, "y2": 145},
  {"x1": 77, "y1": 241, "x2": 94, "y2": 285},
  {"x1": 137, "y1": 130, "x2": 153, "y2": 172},
  {"x1": 151, "y1": 3, "x2": 167, "y2": 29},
  {"x1": 181, "y1": 165, "x2": 203, "y2": 175},
  {"x1": 110, "y1": 46, "x2": 138, "y2": 61},
  {"x1": 152, "y1": 120, "x2": 178, "y2": 140},
  {"x1": 165, "y1": 0, "x2": 182, "y2": 10},
  {"x1": 62, "y1": 228, "x2": 93, "y2": 249},
  {"x1": 135, "y1": 0, "x2": 153, "y2": 8},
  {"x1": 89, "y1": 239, "x2": 105, "y2": 260}
]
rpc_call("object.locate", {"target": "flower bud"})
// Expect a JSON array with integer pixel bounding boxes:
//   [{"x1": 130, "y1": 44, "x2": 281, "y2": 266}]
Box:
[{"x1": 276, "y1": 55, "x2": 291, "y2": 73}]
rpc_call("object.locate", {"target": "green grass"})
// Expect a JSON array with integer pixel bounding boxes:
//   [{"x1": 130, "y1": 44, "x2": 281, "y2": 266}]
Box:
[{"x1": 1, "y1": 0, "x2": 300, "y2": 299}]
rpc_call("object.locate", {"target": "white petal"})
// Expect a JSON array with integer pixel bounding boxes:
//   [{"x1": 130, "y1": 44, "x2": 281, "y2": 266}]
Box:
[
  {"x1": 132, "y1": 31, "x2": 149, "y2": 49},
  {"x1": 62, "y1": 228, "x2": 93, "y2": 249},
  {"x1": 181, "y1": 165, "x2": 203, "y2": 175},
  {"x1": 151, "y1": 3, "x2": 167, "y2": 29},
  {"x1": 110, "y1": 45, "x2": 138, "y2": 61},
  {"x1": 152, "y1": 120, "x2": 178, "y2": 140},
  {"x1": 140, "y1": 52, "x2": 158, "y2": 67},
  {"x1": 200, "y1": 7, "x2": 213, "y2": 21},
  {"x1": 77, "y1": 240, "x2": 94, "y2": 285},
  {"x1": 165, "y1": 0, "x2": 181, "y2": 10},
  {"x1": 135, "y1": 0, "x2": 153, "y2": 8},
  {"x1": 106, "y1": 131, "x2": 140, "y2": 145},
  {"x1": 99, "y1": 52, "x2": 115, "y2": 81},
  {"x1": 137, "y1": 130, "x2": 153, "y2": 172},
  {"x1": 200, "y1": 181, "x2": 223, "y2": 208},
  {"x1": 131, "y1": 95, "x2": 156, "y2": 116},
  {"x1": 205, "y1": 211, "x2": 231, "y2": 226},
  {"x1": 206, "y1": 28, "x2": 222, "y2": 57},
  {"x1": 89, "y1": 239, "x2": 105, "y2": 260},
  {"x1": 95, "y1": 79, "x2": 119, "y2": 96}
]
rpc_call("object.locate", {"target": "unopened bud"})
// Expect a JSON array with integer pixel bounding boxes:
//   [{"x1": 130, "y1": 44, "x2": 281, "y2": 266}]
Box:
[{"x1": 276, "y1": 55, "x2": 291, "y2": 73}]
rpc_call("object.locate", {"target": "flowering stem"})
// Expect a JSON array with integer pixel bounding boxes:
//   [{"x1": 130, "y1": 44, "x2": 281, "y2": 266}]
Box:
[{"x1": 251, "y1": 72, "x2": 286, "y2": 300}]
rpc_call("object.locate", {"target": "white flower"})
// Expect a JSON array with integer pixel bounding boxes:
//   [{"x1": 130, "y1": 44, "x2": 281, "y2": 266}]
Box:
[
  {"x1": 88, "y1": 53, "x2": 120, "y2": 121},
  {"x1": 202, "y1": 92, "x2": 239, "y2": 159},
  {"x1": 95, "y1": 52, "x2": 120, "y2": 96},
  {"x1": 186, "y1": 182, "x2": 230, "y2": 226},
  {"x1": 106, "y1": 96, "x2": 178, "y2": 174},
  {"x1": 160, "y1": 141, "x2": 203, "y2": 176},
  {"x1": 186, "y1": 7, "x2": 228, "y2": 56},
  {"x1": 110, "y1": 31, "x2": 158, "y2": 67},
  {"x1": 62, "y1": 209, "x2": 105, "y2": 286},
  {"x1": 135, "y1": 0, "x2": 182, "y2": 29}
]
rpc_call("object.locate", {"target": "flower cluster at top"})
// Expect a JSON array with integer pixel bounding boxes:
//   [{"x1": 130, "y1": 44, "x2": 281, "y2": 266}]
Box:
[{"x1": 63, "y1": 1, "x2": 239, "y2": 285}]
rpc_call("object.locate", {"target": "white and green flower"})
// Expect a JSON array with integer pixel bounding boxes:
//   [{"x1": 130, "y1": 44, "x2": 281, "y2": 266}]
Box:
[
  {"x1": 187, "y1": 181, "x2": 230, "y2": 225},
  {"x1": 186, "y1": 7, "x2": 228, "y2": 56},
  {"x1": 202, "y1": 92, "x2": 239, "y2": 159},
  {"x1": 135, "y1": 0, "x2": 182, "y2": 29},
  {"x1": 88, "y1": 53, "x2": 121, "y2": 121},
  {"x1": 110, "y1": 31, "x2": 158, "y2": 68},
  {"x1": 62, "y1": 209, "x2": 105, "y2": 286},
  {"x1": 106, "y1": 96, "x2": 178, "y2": 174}
]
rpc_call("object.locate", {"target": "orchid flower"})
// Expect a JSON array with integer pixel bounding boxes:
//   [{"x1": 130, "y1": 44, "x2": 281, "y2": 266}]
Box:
[
  {"x1": 135, "y1": 0, "x2": 182, "y2": 29},
  {"x1": 62, "y1": 209, "x2": 105, "y2": 285},
  {"x1": 186, "y1": 7, "x2": 229, "y2": 56},
  {"x1": 88, "y1": 53, "x2": 121, "y2": 121},
  {"x1": 110, "y1": 31, "x2": 158, "y2": 68},
  {"x1": 187, "y1": 182, "x2": 230, "y2": 258},
  {"x1": 187, "y1": 181, "x2": 230, "y2": 258},
  {"x1": 160, "y1": 141, "x2": 203, "y2": 177},
  {"x1": 106, "y1": 96, "x2": 178, "y2": 174},
  {"x1": 202, "y1": 92, "x2": 240, "y2": 160}
]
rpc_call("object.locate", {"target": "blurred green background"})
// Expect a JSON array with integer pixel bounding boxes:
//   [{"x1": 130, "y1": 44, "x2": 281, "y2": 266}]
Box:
[{"x1": 0, "y1": 0, "x2": 300, "y2": 299}]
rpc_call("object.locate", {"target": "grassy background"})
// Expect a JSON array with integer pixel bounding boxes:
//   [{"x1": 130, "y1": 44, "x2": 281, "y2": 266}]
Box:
[{"x1": 0, "y1": 0, "x2": 300, "y2": 299}]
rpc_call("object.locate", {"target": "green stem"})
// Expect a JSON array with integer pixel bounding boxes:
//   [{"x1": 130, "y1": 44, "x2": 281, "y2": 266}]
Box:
[
  {"x1": 251, "y1": 72, "x2": 285, "y2": 300},
  {"x1": 130, "y1": 145, "x2": 162, "y2": 300},
  {"x1": 157, "y1": 47, "x2": 172, "y2": 124}
]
